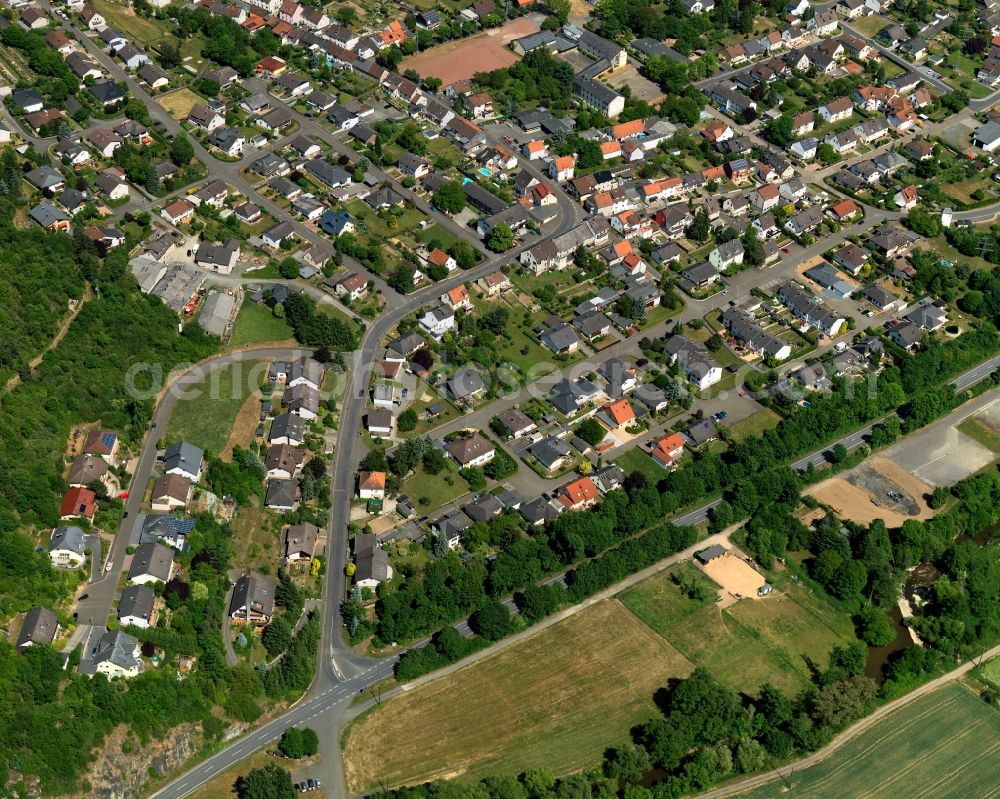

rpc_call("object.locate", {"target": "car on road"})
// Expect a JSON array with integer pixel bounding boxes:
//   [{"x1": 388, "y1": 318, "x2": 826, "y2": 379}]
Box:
[
  {"x1": 781, "y1": 247, "x2": 790, "y2": 253},
  {"x1": 711, "y1": 411, "x2": 728, "y2": 422},
  {"x1": 739, "y1": 389, "x2": 748, "y2": 397},
  {"x1": 123, "y1": 511, "x2": 128, "y2": 519},
  {"x1": 306, "y1": 779, "x2": 315, "y2": 790},
  {"x1": 293, "y1": 784, "x2": 302, "y2": 792},
  {"x1": 79, "y1": 593, "x2": 89, "y2": 601},
  {"x1": 151, "y1": 421, "x2": 157, "y2": 430},
  {"x1": 105, "y1": 563, "x2": 113, "y2": 573},
  {"x1": 314, "y1": 779, "x2": 322, "y2": 788}
]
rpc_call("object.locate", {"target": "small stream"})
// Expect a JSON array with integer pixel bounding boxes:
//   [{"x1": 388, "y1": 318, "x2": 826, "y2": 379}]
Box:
[{"x1": 864, "y1": 563, "x2": 940, "y2": 680}]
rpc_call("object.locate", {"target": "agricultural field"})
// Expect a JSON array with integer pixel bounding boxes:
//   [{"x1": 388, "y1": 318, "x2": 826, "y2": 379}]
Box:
[
  {"x1": 621, "y1": 566, "x2": 857, "y2": 696},
  {"x1": 341, "y1": 600, "x2": 693, "y2": 792},
  {"x1": 733, "y1": 683, "x2": 1000, "y2": 799},
  {"x1": 167, "y1": 359, "x2": 269, "y2": 456}
]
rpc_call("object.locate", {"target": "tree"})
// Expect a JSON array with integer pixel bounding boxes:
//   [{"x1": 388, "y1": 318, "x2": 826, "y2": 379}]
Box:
[
  {"x1": 300, "y1": 728, "x2": 318, "y2": 756},
  {"x1": 469, "y1": 599, "x2": 513, "y2": 640},
  {"x1": 449, "y1": 239, "x2": 477, "y2": 269},
  {"x1": 576, "y1": 418, "x2": 607, "y2": 447},
  {"x1": 433, "y1": 181, "x2": 467, "y2": 214},
  {"x1": 487, "y1": 223, "x2": 515, "y2": 253},
  {"x1": 547, "y1": 0, "x2": 571, "y2": 24},
  {"x1": 689, "y1": 208, "x2": 711, "y2": 243},
  {"x1": 278, "y1": 257, "x2": 299, "y2": 279},
  {"x1": 170, "y1": 132, "x2": 194, "y2": 166},
  {"x1": 856, "y1": 606, "x2": 895, "y2": 646},
  {"x1": 277, "y1": 726, "x2": 304, "y2": 758},
  {"x1": 764, "y1": 113, "x2": 794, "y2": 147},
  {"x1": 262, "y1": 613, "x2": 293, "y2": 656},
  {"x1": 816, "y1": 143, "x2": 838, "y2": 166},
  {"x1": 336, "y1": 5, "x2": 357, "y2": 25},
  {"x1": 397, "y1": 408, "x2": 417, "y2": 432},
  {"x1": 237, "y1": 764, "x2": 294, "y2": 799},
  {"x1": 378, "y1": 44, "x2": 403, "y2": 70}
]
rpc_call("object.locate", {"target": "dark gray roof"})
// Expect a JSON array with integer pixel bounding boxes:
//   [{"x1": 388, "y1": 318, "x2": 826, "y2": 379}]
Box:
[
  {"x1": 270, "y1": 412, "x2": 305, "y2": 442},
  {"x1": 128, "y1": 542, "x2": 173, "y2": 583},
  {"x1": 447, "y1": 366, "x2": 487, "y2": 400},
  {"x1": 529, "y1": 436, "x2": 572, "y2": 470},
  {"x1": 50, "y1": 525, "x2": 85, "y2": 555},
  {"x1": 265, "y1": 478, "x2": 298, "y2": 508},
  {"x1": 17, "y1": 607, "x2": 58, "y2": 650},
  {"x1": 92, "y1": 630, "x2": 140, "y2": 672},
  {"x1": 163, "y1": 441, "x2": 203, "y2": 476},
  {"x1": 230, "y1": 572, "x2": 277, "y2": 619},
  {"x1": 118, "y1": 584, "x2": 155, "y2": 624}
]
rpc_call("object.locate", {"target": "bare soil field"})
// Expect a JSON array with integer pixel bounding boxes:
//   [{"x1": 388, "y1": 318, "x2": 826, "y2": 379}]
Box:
[
  {"x1": 806, "y1": 456, "x2": 934, "y2": 526},
  {"x1": 603, "y1": 64, "x2": 666, "y2": 105},
  {"x1": 400, "y1": 17, "x2": 539, "y2": 84},
  {"x1": 702, "y1": 552, "x2": 767, "y2": 606},
  {"x1": 220, "y1": 391, "x2": 262, "y2": 460},
  {"x1": 157, "y1": 87, "x2": 203, "y2": 121}
]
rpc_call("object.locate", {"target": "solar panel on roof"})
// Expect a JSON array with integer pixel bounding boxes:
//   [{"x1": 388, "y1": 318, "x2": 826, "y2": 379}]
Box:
[{"x1": 101, "y1": 431, "x2": 117, "y2": 449}]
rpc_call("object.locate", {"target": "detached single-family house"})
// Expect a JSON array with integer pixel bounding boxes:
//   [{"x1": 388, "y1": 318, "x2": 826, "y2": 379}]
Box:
[
  {"x1": 92, "y1": 630, "x2": 141, "y2": 678},
  {"x1": 229, "y1": 572, "x2": 277, "y2": 626},
  {"x1": 128, "y1": 542, "x2": 174, "y2": 586},
  {"x1": 49, "y1": 525, "x2": 86, "y2": 568},
  {"x1": 444, "y1": 433, "x2": 495, "y2": 468},
  {"x1": 163, "y1": 441, "x2": 203, "y2": 481}
]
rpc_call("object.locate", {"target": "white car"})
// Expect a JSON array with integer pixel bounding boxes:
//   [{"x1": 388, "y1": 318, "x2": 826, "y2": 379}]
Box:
[{"x1": 105, "y1": 562, "x2": 113, "y2": 573}]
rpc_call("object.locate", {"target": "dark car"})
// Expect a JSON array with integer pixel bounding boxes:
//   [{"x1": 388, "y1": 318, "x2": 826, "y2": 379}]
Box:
[
  {"x1": 306, "y1": 779, "x2": 315, "y2": 790},
  {"x1": 79, "y1": 593, "x2": 89, "y2": 601},
  {"x1": 636, "y1": 358, "x2": 649, "y2": 367}
]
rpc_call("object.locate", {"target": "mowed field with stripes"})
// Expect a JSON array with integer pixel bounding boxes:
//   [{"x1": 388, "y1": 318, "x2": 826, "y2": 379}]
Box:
[{"x1": 734, "y1": 682, "x2": 1000, "y2": 799}]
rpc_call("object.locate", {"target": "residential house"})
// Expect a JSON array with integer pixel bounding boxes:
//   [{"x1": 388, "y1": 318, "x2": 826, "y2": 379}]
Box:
[
  {"x1": 118, "y1": 585, "x2": 155, "y2": 628},
  {"x1": 444, "y1": 433, "x2": 495, "y2": 468},
  {"x1": 49, "y1": 525, "x2": 86, "y2": 567},
  {"x1": 229, "y1": 572, "x2": 277, "y2": 625},
  {"x1": 558, "y1": 476, "x2": 600, "y2": 511},
  {"x1": 60, "y1": 487, "x2": 95, "y2": 520},
  {"x1": 128, "y1": 542, "x2": 174, "y2": 585},
  {"x1": 163, "y1": 441, "x2": 203, "y2": 481},
  {"x1": 16, "y1": 607, "x2": 58, "y2": 652},
  {"x1": 264, "y1": 478, "x2": 299, "y2": 511},
  {"x1": 282, "y1": 523, "x2": 320, "y2": 564},
  {"x1": 92, "y1": 630, "x2": 141, "y2": 678},
  {"x1": 358, "y1": 471, "x2": 386, "y2": 500},
  {"x1": 150, "y1": 474, "x2": 190, "y2": 512}
]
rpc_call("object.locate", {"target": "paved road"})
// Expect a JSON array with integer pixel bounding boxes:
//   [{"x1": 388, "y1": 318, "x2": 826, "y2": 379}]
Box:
[
  {"x1": 72, "y1": 346, "x2": 313, "y2": 669},
  {"x1": 693, "y1": 640, "x2": 1000, "y2": 799}
]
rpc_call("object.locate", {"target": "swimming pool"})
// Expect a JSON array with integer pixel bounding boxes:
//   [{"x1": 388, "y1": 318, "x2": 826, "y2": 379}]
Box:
[
  {"x1": 462, "y1": 177, "x2": 472, "y2": 184},
  {"x1": 478, "y1": 168, "x2": 492, "y2": 178}
]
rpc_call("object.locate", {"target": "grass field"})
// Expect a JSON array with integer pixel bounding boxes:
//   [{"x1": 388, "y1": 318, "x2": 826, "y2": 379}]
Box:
[
  {"x1": 729, "y1": 408, "x2": 783, "y2": 442},
  {"x1": 231, "y1": 498, "x2": 280, "y2": 572},
  {"x1": 615, "y1": 447, "x2": 670, "y2": 484},
  {"x1": 157, "y1": 87, "x2": 204, "y2": 121},
  {"x1": 229, "y1": 300, "x2": 295, "y2": 347},
  {"x1": 621, "y1": 569, "x2": 856, "y2": 696},
  {"x1": 399, "y1": 461, "x2": 466, "y2": 512},
  {"x1": 733, "y1": 683, "x2": 1000, "y2": 799},
  {"x1": 341, "y1": 600, "x2": 693, "y2": 791},
  {"x1": 957, "y1": 416, "x2": 1000, "y2": 454},
  {"x1": 168, "y1": 360, "x2": 268, "y2": 456},
  {"x1": 977, "y1": 653, "x2": 1000, "y2": 688}
]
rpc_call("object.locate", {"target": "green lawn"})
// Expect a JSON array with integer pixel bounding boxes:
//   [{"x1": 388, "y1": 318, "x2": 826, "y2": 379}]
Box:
[
  {"x1": 978, "y1": 653, "x2": 1000, "y2": 688},
  {"x1": 615, "y1": 446, "x2": 670, "y2": 484},
  {"x1": 229, "y1": 300, "x2": 295, "y2": 347},
  {"x1": 957, "y1": 417, "x2": 1000, "y2": 454},
  {"x1": 415, "y1": 223, "x2": 459, "y2": 250},
  {"x1": 735, "y1": 683, "x2": 1000, "y2": 799},
  {"x1": 167, "y1": 359, "x2": 268, "y2": 457},
  {"x1": 398, "y1": 390, "x2": 463, "y2": 438},
  {"x1": 849, "y1": 15, "x2": 887, "y2": 37},
  {"x1": 400, "y1": 462, "x2": 466, "y2": 513},
  {"x1": 729, "y1": 408, "x2": 783, "y2": 442},
  {"x1": 619, "y1": 565, "x2": 857, "y2": 697}
]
